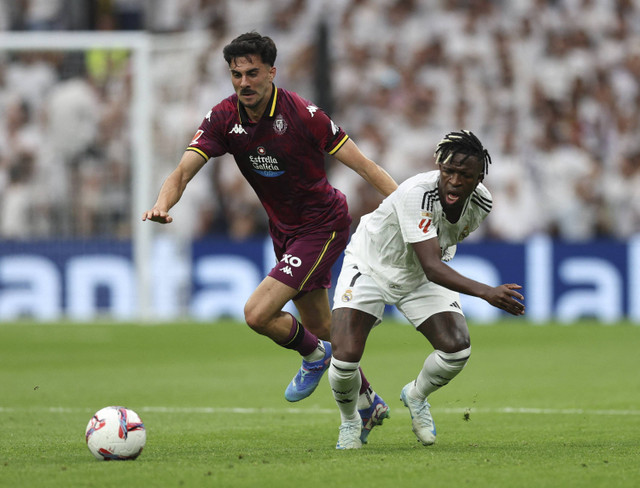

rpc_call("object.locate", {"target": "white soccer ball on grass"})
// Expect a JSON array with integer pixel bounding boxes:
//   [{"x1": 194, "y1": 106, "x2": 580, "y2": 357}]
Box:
[{"x1": 85, "y1": 406, "x2": 146, "y2": 460}]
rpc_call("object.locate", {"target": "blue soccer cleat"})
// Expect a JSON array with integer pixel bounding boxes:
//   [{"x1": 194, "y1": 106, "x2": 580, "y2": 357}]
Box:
[
  {"x1": 284, "y1": 341, "x2": 332, "y2": 402},
  {"x1": 358, "y1": 393, "x2": 390, "y2": 444}
]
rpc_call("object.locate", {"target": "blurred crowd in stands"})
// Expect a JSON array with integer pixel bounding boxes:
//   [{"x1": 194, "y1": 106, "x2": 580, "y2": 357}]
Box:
[{"x1": 1, "y1": 0, "x2": 639, "y2": 242}]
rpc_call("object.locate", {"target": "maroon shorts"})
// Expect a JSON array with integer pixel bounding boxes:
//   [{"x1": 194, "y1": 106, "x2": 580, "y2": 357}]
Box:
[{"x1": 268, "y1": 226, "x2": 350, "y2": 296}]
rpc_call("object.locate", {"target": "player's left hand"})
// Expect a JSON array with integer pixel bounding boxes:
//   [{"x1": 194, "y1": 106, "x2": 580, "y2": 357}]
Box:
[{"x1": 485, "y1": 283, "x2": 525, "y2": 316}]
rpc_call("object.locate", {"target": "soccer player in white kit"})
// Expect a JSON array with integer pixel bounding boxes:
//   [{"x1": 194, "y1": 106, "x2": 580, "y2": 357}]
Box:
[{"x1": 327, "y1": 130, "x2": 526, "y2": 449}]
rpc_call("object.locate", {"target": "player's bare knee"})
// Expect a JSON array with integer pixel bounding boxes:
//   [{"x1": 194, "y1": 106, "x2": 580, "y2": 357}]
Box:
[
  {"x1": 443, "y1": 335, "x2": 470, "y2": 354},
  {"x1": 243, "y1": 306, "x2": 269, "y2": 334},
  {"x1": 331, "y1": 341, "x2": 363, "y2": 363},
  {"x1": 434, "y1": 323, "x2": 470, "y2": 353}
]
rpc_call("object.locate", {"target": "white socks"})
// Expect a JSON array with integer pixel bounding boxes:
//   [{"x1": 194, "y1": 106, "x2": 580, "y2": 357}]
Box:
[
  {"x1": 328, "y1": 358, "x2": 361, "y2": 423},
  {"x1": 302, "y1": 340, "x2": 326, "y2": 362},
  {"x1": 413, "y1": 347, "x2": 471, "y2": 400},
  {"x1": 329, "y1": 347, "x2": 471, "y2": 423}
]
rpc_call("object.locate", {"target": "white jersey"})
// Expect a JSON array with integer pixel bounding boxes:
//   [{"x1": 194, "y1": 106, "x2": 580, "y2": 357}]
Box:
[{"x1": 345, "y1": 170, "x2": 492, "y2": 291}]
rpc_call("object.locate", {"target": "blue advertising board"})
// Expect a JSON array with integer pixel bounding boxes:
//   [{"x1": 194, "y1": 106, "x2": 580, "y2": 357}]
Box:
[{"x1": 0, "y1": 235, "x2": 638, "y2": 323}]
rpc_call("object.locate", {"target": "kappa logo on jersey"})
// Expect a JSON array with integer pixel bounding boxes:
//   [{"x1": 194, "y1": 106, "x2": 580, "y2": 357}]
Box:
[
  {"x1": 306, "y1": 105, "x2": 318, "y2": 117},
  {"x1": 273, "y1": 114, "x2": 288, "y2": 135},
  {"x1": 205, "y1": 110, "x2": 212, "y2": 121},
  {"x1": 330, "y1": 120, "x2": 339, "y2": 135},
  {"x1": 190, "y1": 130, "x2": 204, "y2": 145},
  {"x1": 250, "y1": 147, "x2": 285, "y2": 177},
  {"x1": 229, "y1": 124, "x2": 248, "y2": 135},
  {"x1": 281, "y1": 266, "x2": 294, "y2": 276}
]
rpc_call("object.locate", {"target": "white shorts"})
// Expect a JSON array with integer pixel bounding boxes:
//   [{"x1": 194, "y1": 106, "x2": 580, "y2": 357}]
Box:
[{"x1": 332, "y1": 263, "x2": 464, "y2": 329}]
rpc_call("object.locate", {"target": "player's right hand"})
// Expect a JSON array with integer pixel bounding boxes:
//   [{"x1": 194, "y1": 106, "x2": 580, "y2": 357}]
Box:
[
  {"x1": 141, "y1": 208, "x2": 173, "y2": 224},
  {"x1": 485, "y1": 283, "x2": 525, "y2": 316}
]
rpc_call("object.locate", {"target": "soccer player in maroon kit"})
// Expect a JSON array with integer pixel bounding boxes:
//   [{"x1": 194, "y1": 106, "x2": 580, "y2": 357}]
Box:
[{"x1": 142, "y1": 32, "x2": 397, "y2": 443}]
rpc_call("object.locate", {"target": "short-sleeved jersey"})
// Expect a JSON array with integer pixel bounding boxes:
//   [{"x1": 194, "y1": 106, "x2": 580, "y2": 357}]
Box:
[
  {"x1": 345, "y1": 170, "x2": 492, "y2": 291},
  {"x1": 186, "y1": 85, "x2": 352, "y2": 236}
]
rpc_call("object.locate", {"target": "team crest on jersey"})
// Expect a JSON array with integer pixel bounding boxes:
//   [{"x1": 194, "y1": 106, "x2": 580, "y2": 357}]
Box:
[
  {"x1": 273, "y1": 114, "x2": 288, "y2": 135},
  {"x1": 341, "y1": 289, "x2": 353, "y2": 303},
  {"x1": 459, "y1": 226, "x2": 470, "y2": 241}
]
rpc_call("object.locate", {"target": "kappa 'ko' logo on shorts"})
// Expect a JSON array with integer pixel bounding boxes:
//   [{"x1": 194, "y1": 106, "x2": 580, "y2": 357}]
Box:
[{"x1": 279, "y1": 254, "x2": 302, "y2": 277}]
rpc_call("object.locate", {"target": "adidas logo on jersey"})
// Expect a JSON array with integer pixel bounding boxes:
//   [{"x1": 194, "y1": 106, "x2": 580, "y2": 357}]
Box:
[{"x1": 229, "y1": 124, "x2": 247, "y2": 135}]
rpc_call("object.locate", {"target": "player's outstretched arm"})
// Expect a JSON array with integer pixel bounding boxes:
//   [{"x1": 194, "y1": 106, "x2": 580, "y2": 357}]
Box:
[
  {"x1": 332, "y1": 139, "x2": 398, "y2": 197},
  {"x1": 412, "y1": 238, "x2": 525, "y2": 316},
  {"x1": 142, "y1": 150, "x2": 207, "y2": 224}
]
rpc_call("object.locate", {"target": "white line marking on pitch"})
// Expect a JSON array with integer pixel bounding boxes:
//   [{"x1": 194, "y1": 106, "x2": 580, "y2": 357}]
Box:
[{"x1": 1, "y1": 406, "x2": 639, "y2": 416}]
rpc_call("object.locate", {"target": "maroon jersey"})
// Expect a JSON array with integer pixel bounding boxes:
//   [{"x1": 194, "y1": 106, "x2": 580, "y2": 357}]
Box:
[{"x1": 187, "y1": 85, "x2": 352, "y2": 236}]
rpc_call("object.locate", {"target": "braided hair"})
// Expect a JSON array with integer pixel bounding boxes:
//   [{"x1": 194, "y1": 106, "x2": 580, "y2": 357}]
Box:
[{"x1": 434, "y1": 130, "x2": 492, "y2": 175}]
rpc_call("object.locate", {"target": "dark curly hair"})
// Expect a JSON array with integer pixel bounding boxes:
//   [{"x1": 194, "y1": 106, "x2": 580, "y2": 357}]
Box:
[
  {"x1": 223, "y1": 32, "x2": 277, "y2": 67},
  {"x1": 434, "y1": 130, "x2": 492, "y2": 175}
]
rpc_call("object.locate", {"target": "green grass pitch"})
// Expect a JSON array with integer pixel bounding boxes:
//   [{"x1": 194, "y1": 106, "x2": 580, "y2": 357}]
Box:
[{"x1": 1, "y1": 319, "x2": 639, "y2": 487}]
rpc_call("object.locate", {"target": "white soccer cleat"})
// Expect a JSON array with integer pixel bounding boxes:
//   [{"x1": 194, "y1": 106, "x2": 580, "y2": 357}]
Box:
[
  {"x1": 400, "y1": 382, "x2": 436, "y2": 446},
  {"x1": 335, "y1": 420, "x2": 363, "y2": 450}
]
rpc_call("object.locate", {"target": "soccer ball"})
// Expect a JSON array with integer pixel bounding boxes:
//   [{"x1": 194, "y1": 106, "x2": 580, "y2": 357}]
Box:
[{"x1": 85, "y1": 406, "x2": 146, "y2": 460}]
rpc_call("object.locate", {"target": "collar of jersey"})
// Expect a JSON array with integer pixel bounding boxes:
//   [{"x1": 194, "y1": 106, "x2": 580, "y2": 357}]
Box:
[{"x1": 237, "y1": 83, "x2": 278, "y2": 125}]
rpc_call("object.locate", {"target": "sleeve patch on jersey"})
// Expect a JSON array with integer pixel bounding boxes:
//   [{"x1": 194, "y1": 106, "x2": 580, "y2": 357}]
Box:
[
  {"x1": 190, "y1": 130, "x2": 204, "y2": 145},
  {"x1": 418, "y1": 218, "x2": 432, "y2": 234}
]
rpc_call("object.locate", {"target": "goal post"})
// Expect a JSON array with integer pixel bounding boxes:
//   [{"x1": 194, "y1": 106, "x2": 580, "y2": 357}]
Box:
[{"x1": 0, "y1": 31, "x2": 154, "y2": 319}]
